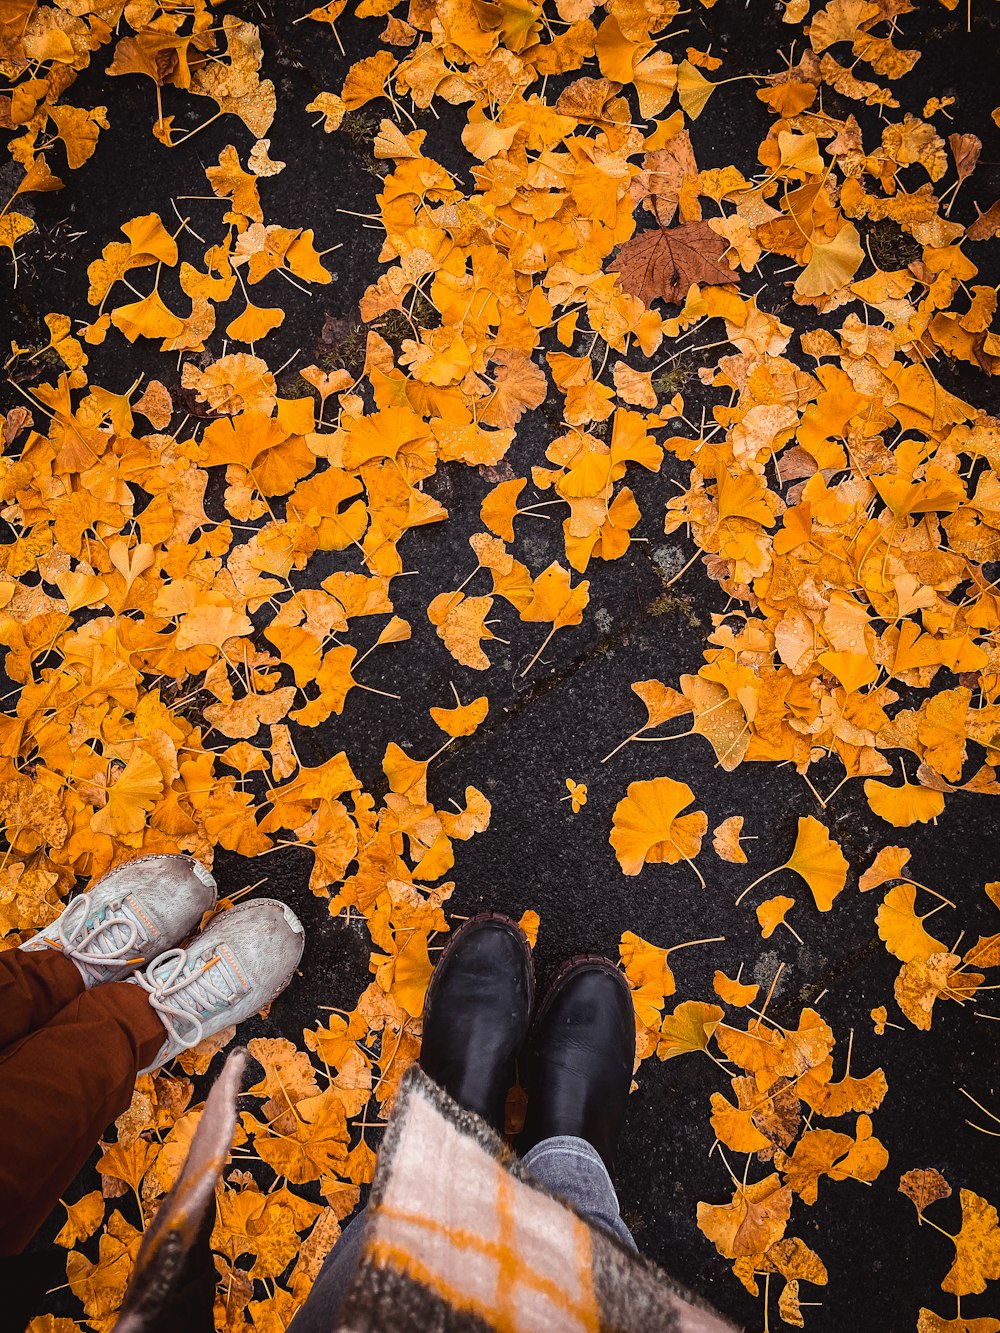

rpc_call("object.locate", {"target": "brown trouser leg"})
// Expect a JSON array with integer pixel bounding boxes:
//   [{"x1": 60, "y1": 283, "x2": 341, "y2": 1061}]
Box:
[
  {"x1": 0, "y1": 948, "x2": 165, "y2": 1255},
  {"x1": 0, "y1": 946, "x2": 84, "y2": 1043}
]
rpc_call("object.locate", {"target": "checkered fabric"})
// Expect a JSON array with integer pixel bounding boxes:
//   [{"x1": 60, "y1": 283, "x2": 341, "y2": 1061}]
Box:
[
  {"x1": 369, "y1": 1087, "x2": 601, "y2": 1331},
  {"x1": 336, "y1": 1067, "x2": 740, "y2": 1333}
]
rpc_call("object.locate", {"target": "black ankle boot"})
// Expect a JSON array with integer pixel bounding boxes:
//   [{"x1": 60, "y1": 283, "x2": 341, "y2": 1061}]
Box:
[
  {"x1": 518, "y1": 956, "x2": 635, "y2": 1174},
  {"x1": 419, "y1": 913, "x2": 534, "y2": 1134}
]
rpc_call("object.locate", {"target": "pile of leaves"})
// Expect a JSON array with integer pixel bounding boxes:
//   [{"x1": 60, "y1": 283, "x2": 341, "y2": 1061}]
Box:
[
  {"x1": 2, "y1": 0, "x2": 1000, "y2": 1329},
  {"x1": 623, "y1": 926, "x2": 890, "y2": 1330},
  {"x1": 900, "y1": 1166, "x2": 1000, "y2": 1331}
]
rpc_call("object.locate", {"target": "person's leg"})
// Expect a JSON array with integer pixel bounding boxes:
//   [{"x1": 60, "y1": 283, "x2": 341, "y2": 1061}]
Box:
[
  {"x1": 522, "y1": 1135, "x2": 637, "y2": 1251},
  {"x1": 519, "y1": 957, "x2": 635, "y2": 1175},
  {"x1": 289, "y1": 913, "x2": 536, "y2": 1331},
  {"x1": 519, "y1": 957, "x2": 638, "y2": 1249},
  {"x1": 285, "y1": 1131, "x2": 640, "y2": 1333},
  {"x1": 0, "y1": 946, "x2": 85, "y2": 1046},
  {"x1": 285, "y1": 1210, "x2": 368, "y2": 1333},
  {"x1": 0, "y1": 895, "x2": 307, "y2": 1256},
  {"x1": 0, "y1": 980, "x2": 165, "y2": 1255}
]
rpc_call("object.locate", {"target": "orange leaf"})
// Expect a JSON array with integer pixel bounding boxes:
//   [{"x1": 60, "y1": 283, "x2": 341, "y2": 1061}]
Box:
[{"x1": 610, "y1": 776, "x2": 707, "y2": 876}]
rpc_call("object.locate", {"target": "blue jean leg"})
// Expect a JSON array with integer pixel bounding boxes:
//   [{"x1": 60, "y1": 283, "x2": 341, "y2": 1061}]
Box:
[
  {"x1": 286, "y1": 1134, "x2": 636, "y2": 1330},
  {"x1": 286, "y1": 1209, "x2": 367, "y2": 1333},
  {"x1": 522, "y1": 1134, "x2": 637, "y2": 1251}
]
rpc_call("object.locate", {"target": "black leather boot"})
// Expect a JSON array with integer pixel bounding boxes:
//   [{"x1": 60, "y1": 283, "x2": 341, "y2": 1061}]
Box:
[
  {"x1": 419, "y1": 913, "x2": 534, "y2": 1134},
  {"x1": 518, "y1": 955, "x2": 635, "y2": 1174}
]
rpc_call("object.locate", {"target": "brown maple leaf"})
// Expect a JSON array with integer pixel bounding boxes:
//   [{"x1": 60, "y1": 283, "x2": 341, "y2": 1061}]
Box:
[{"x1": 613, "y1": 221, "x2": 736, "y2": 306}]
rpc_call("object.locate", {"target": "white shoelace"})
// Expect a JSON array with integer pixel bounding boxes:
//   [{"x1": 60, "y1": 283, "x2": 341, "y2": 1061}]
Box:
[
  {"x1": 46, "y1": 892, "x2": 145, "y2": 982},
  {"x1": 133, "y1": 947, "x2": 243, "y2": 1050}
]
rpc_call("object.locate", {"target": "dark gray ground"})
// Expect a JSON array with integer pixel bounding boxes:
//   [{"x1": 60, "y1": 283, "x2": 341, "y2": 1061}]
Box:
[{"x1": 3, "y1": 2, "x2": 1000, "y2": 1330}]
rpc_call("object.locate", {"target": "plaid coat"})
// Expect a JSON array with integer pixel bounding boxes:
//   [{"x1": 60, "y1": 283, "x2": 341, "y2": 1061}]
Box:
[
  {"x1": 333, "y1": 1066, "x2": 739, "y2": 1333},
  {"x1": 116, "y1": 1055, "x2": 740, "y2": 1333}
]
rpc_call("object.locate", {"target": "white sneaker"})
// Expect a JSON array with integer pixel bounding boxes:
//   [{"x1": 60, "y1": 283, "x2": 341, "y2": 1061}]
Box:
[
  {"x1": 129, "y1": 899, "x2": 305, "y2": 1072},
  {"x1": 20, "y1": 854, "x2": 217, "y2": 987}
]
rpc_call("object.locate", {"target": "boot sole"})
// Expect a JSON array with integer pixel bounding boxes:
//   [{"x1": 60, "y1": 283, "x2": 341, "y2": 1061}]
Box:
[{"x1": 423, "y1": 911, "x2": 536, "y2": 1022}]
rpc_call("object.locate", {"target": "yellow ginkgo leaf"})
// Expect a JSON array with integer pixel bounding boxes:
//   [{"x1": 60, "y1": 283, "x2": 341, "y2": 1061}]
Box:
[
  {"x1": 697, "y1": 1174, "x2": 793, "y2": 1260},
  {"x1": 55, "y1": 569, "x2": 110, "y2": 612},
  {"x1": 610, "y1": 776, "x2": 708, "y2": 877},
  {"x1": 226, "y1": 301, "x2": 286, "y2": 343},
  {"x1": 0, "y1": 209, "x2": 35, "y2": 250},
  {"x1": 941, "y1": 1190, "x2": 1000, "y2": 1296},
  {"x1": 757, "y1": 895, "x2": 796, "y2": 939},
  {"x1": 461, "y1": 106, "x2": 521, "y2": 161},
  {"x1": 174, "y1": 596, "x2": 254, "y2": 651},
  {"x1": 859, "y1": 845, "x2": 912, "y2": 891},
  {"x1": 817, "y1": 648, "x2": 879, "y2": 694},
  {"x1": 520, "y1": 561, "x2": 590, "y2": 630},
  {"x1": 876, "y1": 884, "x2": 947, "y2": 963},
  {"x1": 633, "y1": 49, "x2": 678, "y2": 119},
  {"x1": 480, "y1": 478, "x2": 526, "y2": 542},
  {"x1": 894, "y1": 951, "x2": 981, "y2": 1031},
  {"x1": 111, "y1": 291, "x2": 185, "y2": 343},
  {"x1": 794, "y1": 223, "x2": 864, "y2": 299},
  {"x1": 307, "y1": 91, "x2": 346, "y2": 132},
  {"x1": 713, "y1": 970, "x2": 759, "y2": 1007},
  {"x1": 429, "y1": 695, "x2": 489, "y2": 738},
  {"x1": 657, "y1": 999, "x2": 724, "y2": 1060},
  {"x1": 738, "y1": 816, "x2": 846, "y2": 912},
  {"x1": 340, "y1": 50, "x2": 397, "y2": 111},
  {"x1": 713, "y1": 815, "x2": 748, "y2": 864},
  {"x1": 372, "y1": 926, "x2": 432, "y2": 1018},
  {"x1": 427, "y1": 592, "x2": 496, "y2": 671},
  {"x1": 677, "y1": 59, "x2": 716, "y2": 119},
  {"x1": 55, "y1": 1191, "x2": 105, "y2": 1248},
  {"x1": 785, "y1": 816, "x2": 848, "y2": 911},
  {"x1": 709, "y1": 1080, "x2": 771, "y2": 1155},
  {"x1": 120, "y1": 212, "x2": 178, "y2": 265},
  {"x1": 776, "y1": 129, "x2": 824, "y2": 175},
  {"x1": 90, "y1": 750, "x2": 164, "y2": 837},
  {"x1": 24, "y1": 25, "x2": 76, "y2": 63},
  {"x1": 633, "y1": 679, "x2": 692, "y2": 729},
  {"x1": 620, "y1": 930, "x2": 676, "y2": 1030},
  {"x1": 864, "y1": 779, "x2": 945, "y2": 827}
]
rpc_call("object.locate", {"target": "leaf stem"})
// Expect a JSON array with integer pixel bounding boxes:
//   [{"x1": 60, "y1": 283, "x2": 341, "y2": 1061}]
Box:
[{"x1": 735, "y1": 863, "x2": 785, "y2": 906}]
